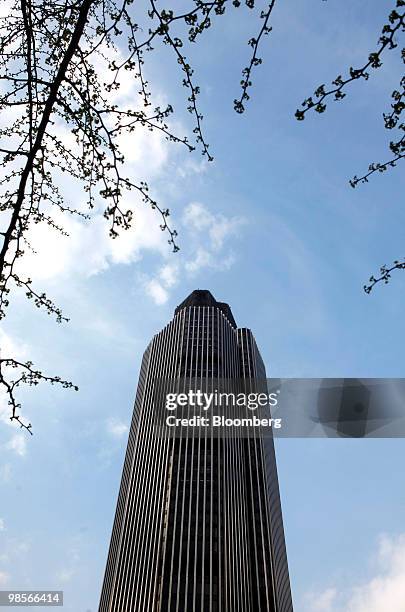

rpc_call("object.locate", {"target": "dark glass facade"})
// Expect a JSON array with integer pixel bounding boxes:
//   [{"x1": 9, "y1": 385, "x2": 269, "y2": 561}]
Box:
[{"x1": 99, "y1": 290, "x2": 293, "y2": 611}]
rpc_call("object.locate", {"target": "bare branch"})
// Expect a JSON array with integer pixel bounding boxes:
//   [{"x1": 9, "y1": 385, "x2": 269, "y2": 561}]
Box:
[
  {"x1": 364, "y1": 259, "x2": 405, "y2": 293},
  {"x1": 234, "y1": 0, "x2": 276, "y2": 113},
  {"x1": 0, "y1": 357, "x2": 78, "y2": 434},
  {"x1": 295, "y1": 3, "x2": 405, "y2": 120}
]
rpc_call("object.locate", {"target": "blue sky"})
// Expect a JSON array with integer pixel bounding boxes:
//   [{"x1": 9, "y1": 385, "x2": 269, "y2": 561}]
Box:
[{"x1": 1, "y1": 1, "x2": 405, "y2": 610}]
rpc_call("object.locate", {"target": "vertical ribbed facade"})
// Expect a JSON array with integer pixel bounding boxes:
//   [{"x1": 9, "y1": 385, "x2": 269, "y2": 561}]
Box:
[{"x1": 99, "y1": 290, "x2": 293, "y2": 612}]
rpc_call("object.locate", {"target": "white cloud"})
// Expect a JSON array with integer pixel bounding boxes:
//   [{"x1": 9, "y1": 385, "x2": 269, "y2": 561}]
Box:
[
  {"x1": 141, "y1": 262, "x2": 180, "y2": 305},
  {"x1": 0, "y1": 329, "x2": 29, "y2": 361},
  {"x1": 305, "y1": 588, "x2": 337, "y2": 612},
  {"x1": 6, "y1": 434, "x2": 27, "y2": 457},
  {"x1": 181, "y1": 202, "x2": 243, "y2": 273},
  {"x1": 117, "y1": 127, "x2": 170, "y2": 181},
  {"x1": 176, "y1": 157, "x2": 209, "y2": 179},
  {"x1": 145, "y1": 279, "x2": 169, "y2": 305},
  {"x1": 106, "y1": 418, "x2": 129, "y2": 439},
  {"x1": 182, "y1": 201, "x2": 245, "y2": 249},
  {"x1": 143, "y1": 202, "x2": 245, "y2": 304},
  {"x1": 304, "y1": 534, "x2": 405, "y2": 612},
  {"x1": 184, "y1": 247, "x2": 236, "y2": 274},
  {"x1": 0, "y1": 518, "x2": 5, "y2": 532},
  {"x1": 18, "y1": 201, "x2": 172, "y2": 285},
  {"x1": 0, "y1": 571, "x2": 9, "y2": 587},
  {"x1": 209, "y1": 215, "x2": 244, "y2": 251},
  {"x1": 159, "y1": 263, "x2": 179, "y2": 289},
  {"x1": 346, "y1": 534, "x2": 405, "y2": 612}
]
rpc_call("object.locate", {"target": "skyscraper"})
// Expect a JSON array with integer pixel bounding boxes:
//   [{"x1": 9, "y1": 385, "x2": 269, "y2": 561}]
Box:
[{"x1": 99, "y1": 290, "x2": 293, "y2": 612}]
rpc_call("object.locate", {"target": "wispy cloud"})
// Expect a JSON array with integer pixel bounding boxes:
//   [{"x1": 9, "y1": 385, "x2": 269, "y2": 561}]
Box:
[
  {"x1": 142, "y1": 262, "x2": 180, "y2": 305},
  {"x1": 176, "y1": 157, "x2": 209, "y2": 179},
  {"x1": 143, "y1": 202, "x2": 246, "y2": 304},
  {"x1": 305, "y1": 588, "x2": 337, "y2": 612},
  {"x1": 159, "y1": 263, "x2": 180, "y2": 289},
  {"x1": 304, "y1": 534, "x2": 405, "y2": 612},
  {"x1": 6, "y1": 434, "x2": 27, "y2": 457},
  {"x1": 18, "y1": 203, "x2": 171, "y2": 284},
  {"x1": 106, "y1": 418, "x2": 129, "y2": 439},
  {"x1": 182, "y1": 201, "x2": 245, "y2": 250},
  {"x1": 144, "y1": 279, "x2": 170, "y2": 306},
  {"x1": 0, "y1": 329, "x2": 29, "y2": 361}
]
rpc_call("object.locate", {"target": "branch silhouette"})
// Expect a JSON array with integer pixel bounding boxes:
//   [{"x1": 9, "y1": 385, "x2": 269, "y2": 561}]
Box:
[
  {"x1": 0, "y1": 0, "x2": 276, "y2": 430},
  {"x1": 295, "y1": 1, "x2": 405, "y2": 293}
]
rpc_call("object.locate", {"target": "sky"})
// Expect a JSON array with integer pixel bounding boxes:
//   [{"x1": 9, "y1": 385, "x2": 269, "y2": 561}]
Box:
[{"x1": 1, "y1": 1, "x2": 405, "y2": 611}]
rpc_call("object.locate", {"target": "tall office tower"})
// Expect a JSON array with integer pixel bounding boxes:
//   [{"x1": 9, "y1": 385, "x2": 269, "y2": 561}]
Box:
[{"x1": 99, "y1": 290, "x2": 293, "y2": 612}]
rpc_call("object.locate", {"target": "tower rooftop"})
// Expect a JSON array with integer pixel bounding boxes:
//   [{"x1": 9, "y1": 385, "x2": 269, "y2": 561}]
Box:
[{"x1": 174, "y1": 289, "x2": 237, "y2": 328}]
